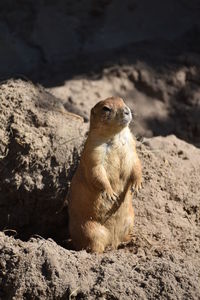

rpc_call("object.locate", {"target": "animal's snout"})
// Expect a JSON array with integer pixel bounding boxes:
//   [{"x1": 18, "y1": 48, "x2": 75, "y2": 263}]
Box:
[
  {"x1": 118, "y1": 106, "x2": 132, "y2": 125},
  {"x1": 123, "y1": 107, "x2": 130, "y2": 116}
]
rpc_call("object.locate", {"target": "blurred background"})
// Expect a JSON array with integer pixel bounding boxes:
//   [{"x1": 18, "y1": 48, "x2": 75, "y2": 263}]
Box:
[{"x1": 1, "y1": 0, "x2": 200, "y2": 145}]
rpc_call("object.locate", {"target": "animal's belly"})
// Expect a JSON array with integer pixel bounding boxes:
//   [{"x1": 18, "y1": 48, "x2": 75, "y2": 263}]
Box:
[{"x1": 105, "y1": 147, "x2": 133, "y2": 192}]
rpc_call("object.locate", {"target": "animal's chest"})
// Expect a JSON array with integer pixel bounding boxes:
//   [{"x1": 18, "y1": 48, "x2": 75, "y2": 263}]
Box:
[{"x1": 104, "y1": 138, "x2": 134, "y2": 181}]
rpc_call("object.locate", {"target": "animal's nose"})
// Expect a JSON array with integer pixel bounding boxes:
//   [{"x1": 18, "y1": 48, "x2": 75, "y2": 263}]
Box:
[{"x1": 123, "y1": 107, "x2": 130, "y2": 115}]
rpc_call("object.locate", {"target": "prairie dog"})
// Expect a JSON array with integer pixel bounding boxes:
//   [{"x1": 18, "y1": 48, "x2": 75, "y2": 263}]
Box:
[{"x1": 68, "y1": 97, "x2": 142, "y2": 253}]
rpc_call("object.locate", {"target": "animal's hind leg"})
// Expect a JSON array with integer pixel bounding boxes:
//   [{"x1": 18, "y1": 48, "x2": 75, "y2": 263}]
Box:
[{"x1": 83, "y1": 221, "x2": 110, "y2": 253}]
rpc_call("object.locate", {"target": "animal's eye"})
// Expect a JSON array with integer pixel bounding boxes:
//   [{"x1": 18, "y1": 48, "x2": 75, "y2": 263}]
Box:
[{"x1": 102, "y1": 106, "x2": 112, "y2": 112}]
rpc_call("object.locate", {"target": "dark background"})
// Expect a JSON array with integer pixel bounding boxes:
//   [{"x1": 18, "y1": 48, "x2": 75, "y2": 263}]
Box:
[{"x1": 0, "y1": 0, "x2": 200, "y2": 85}]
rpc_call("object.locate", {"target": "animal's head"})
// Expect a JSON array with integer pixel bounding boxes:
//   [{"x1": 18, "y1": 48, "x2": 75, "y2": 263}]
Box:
[{"x1": 90, "y1": 97, "x2": 132, "y2": 135}]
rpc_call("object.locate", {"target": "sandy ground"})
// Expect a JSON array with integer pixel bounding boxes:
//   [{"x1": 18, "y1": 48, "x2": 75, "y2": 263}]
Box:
[{"x1": 0, "y1": 80, "x2": 200, "y2": 299}]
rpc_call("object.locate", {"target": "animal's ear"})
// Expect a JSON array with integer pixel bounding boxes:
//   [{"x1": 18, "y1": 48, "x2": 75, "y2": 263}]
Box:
[
  {"x1": 91, "y1": 102, "x2": 99, "y2": 116},
  {"x1": 91, "y1": 106, "x2": 95, "y2": 115},
  {"x1": 90, "y1": 106, "x2": 97, "y2": 123},
  {"x1": 91, "y1": 100, "x2": 103, "y2": 116}
]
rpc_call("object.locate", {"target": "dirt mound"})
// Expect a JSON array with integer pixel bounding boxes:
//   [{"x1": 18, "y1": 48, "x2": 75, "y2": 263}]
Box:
[
  {"x1": 0, "y1": 131, "x2": 200, "y2": 299},
  {"x1": 50, "y1": 64, "x2": 200, "y2": 147},
  {"x1": 0, "y1": 79, "x2": 87, "y2": 241}
]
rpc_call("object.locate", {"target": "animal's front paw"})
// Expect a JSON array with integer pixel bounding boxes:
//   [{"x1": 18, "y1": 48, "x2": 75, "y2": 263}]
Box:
[
  {"x1": 101, "y1": 187, "x2": 118, "y2": 202},
  {"x1": 131, "y1": 178, "x2": 142, "y2": 194}
]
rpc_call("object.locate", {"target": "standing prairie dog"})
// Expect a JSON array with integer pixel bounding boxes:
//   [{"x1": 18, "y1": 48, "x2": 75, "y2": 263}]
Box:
[{"x1": 68, "y1": 97, "x2": 142, "y2": 253}]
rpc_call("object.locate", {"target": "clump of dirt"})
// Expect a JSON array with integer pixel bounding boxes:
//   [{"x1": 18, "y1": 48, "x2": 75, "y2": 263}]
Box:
[
  {"x1": 0, "y1": 79, "x2": 87, "y2": 241},
  {"x1": 0, "y1": 126, "x2": 200, "y2": 299}
]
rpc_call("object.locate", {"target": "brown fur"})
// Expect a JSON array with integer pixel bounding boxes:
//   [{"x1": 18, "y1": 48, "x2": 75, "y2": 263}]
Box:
[{"x1": 68, "y1": 97, "x2": 142, "y2": 253}]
